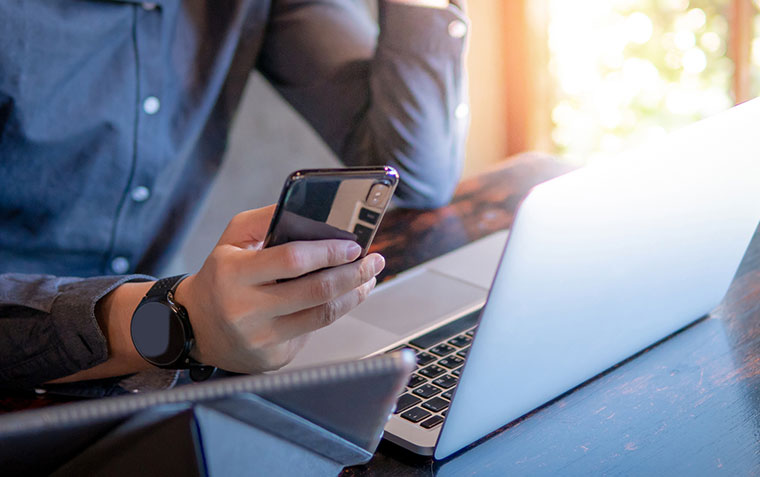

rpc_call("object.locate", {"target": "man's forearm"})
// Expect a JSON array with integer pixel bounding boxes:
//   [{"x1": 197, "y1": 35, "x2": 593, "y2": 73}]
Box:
[
  {"x1": 49, "y1": 281, "x2": 154, "y2": 383},
  {"x1": 351, "y1": 0, "x2": 469, "y2": 208},
  {"x1": 259, "y1": 0, "x2": 469, "y2": 209},
  {"x1": 0, "y1": 273, "x2": 156, "y2": 387}
]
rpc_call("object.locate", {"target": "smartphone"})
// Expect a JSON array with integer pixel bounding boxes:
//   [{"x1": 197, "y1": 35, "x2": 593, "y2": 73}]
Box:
[{"x1": 263, "y1": 166, "x2": 399, "y2": 256}]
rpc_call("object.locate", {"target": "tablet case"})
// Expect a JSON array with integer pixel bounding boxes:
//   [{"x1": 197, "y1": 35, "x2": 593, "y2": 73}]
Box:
[{"x1": 0, "y1": 350, "x2": 415, "y2": 476}]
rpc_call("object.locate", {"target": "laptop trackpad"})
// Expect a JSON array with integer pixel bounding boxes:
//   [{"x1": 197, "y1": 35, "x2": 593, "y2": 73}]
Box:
[{"x1": 348, "y1": 269, "x2": 487, "y2": 336}]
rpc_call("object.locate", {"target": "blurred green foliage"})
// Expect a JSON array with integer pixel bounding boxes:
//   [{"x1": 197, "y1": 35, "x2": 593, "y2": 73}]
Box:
[{"x1": 549, "y1": 0, "x2": 734, "y2": 163}]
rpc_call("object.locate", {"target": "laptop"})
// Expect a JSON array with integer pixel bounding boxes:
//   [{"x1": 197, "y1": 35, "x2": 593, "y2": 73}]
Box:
[{"x1": 282, "y1": 99, "x2": 760, "y2": 459}]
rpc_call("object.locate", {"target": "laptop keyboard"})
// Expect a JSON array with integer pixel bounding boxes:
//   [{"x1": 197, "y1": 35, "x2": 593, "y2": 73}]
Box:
[{"x1": 390, "y1": 308, "x2": 481, "y2": 430}]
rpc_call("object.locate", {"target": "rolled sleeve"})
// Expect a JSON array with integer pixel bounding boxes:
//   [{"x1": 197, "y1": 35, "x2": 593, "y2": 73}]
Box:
[
  {"x1": 378, "y1": 1, "x2": 469, "y2": 55},
  {"x1": 0, "y1": 273, "x2": 153, "y2": 388},
  {"x1": 370, "y1": 1, "x2": 470, "y2": 208},
  {"x1": 258, "y1": 0, "x2": 470, "y2": 209}
]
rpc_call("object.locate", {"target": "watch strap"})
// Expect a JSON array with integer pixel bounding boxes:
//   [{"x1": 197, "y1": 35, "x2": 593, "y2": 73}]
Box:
[
  {"x1": 146, "y1": 274, "x2": 188, "y2": 299},
  {"x1": 139, "y1": 274, "x2": 217, "y2": 381}
]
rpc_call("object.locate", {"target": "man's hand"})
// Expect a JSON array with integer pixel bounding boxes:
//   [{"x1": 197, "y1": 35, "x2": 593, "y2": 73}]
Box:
[
  {"x1": 53, "y1": 205, "x2": 382, "y2": 383},
  {"x1": 174, "y1": 205, "x2": 383, "y2": 373}
]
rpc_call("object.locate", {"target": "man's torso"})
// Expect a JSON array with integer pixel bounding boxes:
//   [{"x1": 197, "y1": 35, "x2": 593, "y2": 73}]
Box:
[{"x1": 0, "y1": 0, "x2": 269, "y2": 277}]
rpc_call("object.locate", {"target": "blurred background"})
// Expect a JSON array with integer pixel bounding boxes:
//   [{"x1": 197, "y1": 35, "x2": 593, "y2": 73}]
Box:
[
  {"x1": 470, "y1": 0, "x2": 760, "y2": 168},
  {"x1": 506, "y1": 0, "x2": 755, "y2": 165},
  {"x1": 167, "y1": 0, "x2": 760, "y2": 273}
]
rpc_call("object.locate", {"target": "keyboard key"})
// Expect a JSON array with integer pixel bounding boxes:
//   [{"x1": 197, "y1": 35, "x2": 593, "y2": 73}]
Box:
[
  {"x1": 407, "y1": 374, "x2": 426, "y2": 388},
  {"x1": 419, "y1": 364, "x2": 446, "y2": 379},
  {"x1": 412, "y1": 383, "x2": 442, "y2": 399},
  {"x1": 438, "y1": 356, "x2": 464, "y2": 369},
  {"x1": 448, "y1": 335, "x2": 472, "y2": 348},
  {"x1": 452, "y1": 368, "x2": 462, "y2": 377},
  {"x1": 409, "y1": 309, "x2": 482, "y2": 349},
  {"x1": 395, "y1": 394, "x2": 422, "y2": 414},
  {"x1": 442, "y1": 390, "x2": 453, "y2": 400},
  {"x1": 442, "y1": 410, "x2": 448, "y2": 417},
  {"x1": 456, "y1": 346, "x2": 470, "y2": 358},
  {"x1": 465, "y1": 329, "x2": 476, "y2": 337},
  {"x1": 416, "y1": 352, "x2": 436, "y2": 366},
  {"x1": 422, "y1": 397, "x2": 450, "y2": 413},
  {"x1": 421, "y1": 415, "x2": 445, "y2": 429},
  {"x1": 430, "y1": 344, "x2": 456, "y2": 356},
  {"x1": 401, "y1": 407, "x2": 431, "y2": 423},
  {"x1": 433, "y1": 375, "x2": 458, "y2": 389}
]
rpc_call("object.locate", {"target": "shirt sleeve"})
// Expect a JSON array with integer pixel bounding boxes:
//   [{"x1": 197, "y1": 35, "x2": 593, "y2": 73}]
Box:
[
  {"x1": 0, "y1": 273, "x2": 153, "y2": 388},
  {"x1": 256, "y1": 0, "x2": 470, "y2": 208}
]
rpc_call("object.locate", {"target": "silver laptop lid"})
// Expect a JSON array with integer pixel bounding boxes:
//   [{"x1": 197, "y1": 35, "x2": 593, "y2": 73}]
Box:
[{"x1": 435, "y1": 99, "x2": 760, "y2": 459}]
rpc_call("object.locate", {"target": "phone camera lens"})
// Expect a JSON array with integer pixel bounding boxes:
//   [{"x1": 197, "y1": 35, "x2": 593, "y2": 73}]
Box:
[{"x1": 367, "y1": 183, "x2": 389, "y2": 206}]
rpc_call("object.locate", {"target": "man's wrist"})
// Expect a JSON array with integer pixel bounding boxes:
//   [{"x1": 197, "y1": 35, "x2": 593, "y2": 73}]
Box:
[
  {"x1": 97, "y1": 281, "x2": 155, "y2": 372},
  {"x1": 172, "y1": 274, "x2": 203, "y2": 363}
]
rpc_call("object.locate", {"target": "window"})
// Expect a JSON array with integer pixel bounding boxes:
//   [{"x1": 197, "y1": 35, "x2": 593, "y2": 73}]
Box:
[{"x1": 548, "y1": 0, "x2": 738, "y2": 163}]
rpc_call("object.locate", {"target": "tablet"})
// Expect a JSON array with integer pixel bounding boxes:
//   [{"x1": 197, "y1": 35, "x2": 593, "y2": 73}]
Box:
[{"x1": 0, "y1": 350, "x2": 415, "y2": 474}]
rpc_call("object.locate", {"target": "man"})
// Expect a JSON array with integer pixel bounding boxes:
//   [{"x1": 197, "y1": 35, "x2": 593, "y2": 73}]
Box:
[{"x1": 0, "y1": 0, "x2": 469, "y2": 391}]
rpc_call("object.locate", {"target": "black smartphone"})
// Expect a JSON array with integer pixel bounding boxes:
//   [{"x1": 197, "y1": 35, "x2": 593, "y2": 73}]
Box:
[{"x1": 263, "y1": 166, "x2": 399, "y2": 256}]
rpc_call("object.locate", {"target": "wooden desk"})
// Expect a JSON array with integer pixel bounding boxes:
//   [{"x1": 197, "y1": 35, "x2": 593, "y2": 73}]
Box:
[
  {"x1": 346, "y1": 153, "x2": 760, "y2": 475},
  {"x1": 3, "y1": 154, "x2": 759, "y2": 474}
]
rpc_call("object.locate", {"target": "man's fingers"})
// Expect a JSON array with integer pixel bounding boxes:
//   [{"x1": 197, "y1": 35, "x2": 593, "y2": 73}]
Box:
[
  {"x1": 271, "y1": 277, "x2": 377, "y2": 342},
  {"x1": 217, "y1": 205, "x2": 277, "y2": 246},
  {"x1": 243, "y1": 240, "x2": 364, "y2": 283},
  {"x1": 267, "y1": 253, "x2": 384, "y2": 314}
]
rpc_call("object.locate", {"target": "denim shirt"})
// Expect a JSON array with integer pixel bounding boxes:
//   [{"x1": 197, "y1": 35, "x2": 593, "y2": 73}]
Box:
[{"x1": 0, "y1": 0, "x2": 469, "y2": 389}]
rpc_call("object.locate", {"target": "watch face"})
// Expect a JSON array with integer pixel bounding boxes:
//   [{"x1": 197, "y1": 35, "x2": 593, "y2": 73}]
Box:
[{"x1": 131, "y1": 301, "x2": 186, "y2": 366}]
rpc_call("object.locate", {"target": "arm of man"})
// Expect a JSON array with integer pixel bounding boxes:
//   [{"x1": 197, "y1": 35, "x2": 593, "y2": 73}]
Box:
[
  {"x1": 1, "y1": 206, "x2": 384, "y2": 388},
  {"x1": 0, "y1": 273, "x2": 153, "y2": 388},
  {"x1": 257, "y1": 0, "x2": 470, "y2": 208}
]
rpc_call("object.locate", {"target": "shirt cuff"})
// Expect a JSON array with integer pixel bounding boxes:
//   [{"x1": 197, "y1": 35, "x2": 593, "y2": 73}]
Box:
[
  {"x1": 378, "y1": 0, "x2": 469, "y2": 54},
  {"x1": 49, "y1": 274, "x2": 154, "y2": 376}
]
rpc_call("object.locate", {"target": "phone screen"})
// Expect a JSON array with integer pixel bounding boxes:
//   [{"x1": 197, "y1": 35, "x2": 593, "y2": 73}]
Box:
[{"x1": 264, "y1": 170, "x2": 397, "y2": 254}]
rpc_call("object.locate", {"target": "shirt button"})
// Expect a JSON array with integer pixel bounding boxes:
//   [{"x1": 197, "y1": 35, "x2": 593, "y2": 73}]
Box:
[
  {"x1": 455, "y1": 103, "x2": 470, "y2": 119},
  {"x1": 111, "y1": 257, "x2": 130, "y2": 274},
  {"x1": 448, "y1": 20, "x2": 467, "y2": 39},
  {"x1": 142, "y1": 2, "x2": 158, "y2": 10},
  {"x1": 143, "y1": 96, "x2": 161, "y2": 115},
  {"x1": 130, "y1": 186, "x2": 151, "y2": 203}
]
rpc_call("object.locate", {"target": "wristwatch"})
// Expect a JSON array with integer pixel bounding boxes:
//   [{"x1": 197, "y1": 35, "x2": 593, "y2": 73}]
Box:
[{"x1": 130, "y1": 274, "x2": 216, "y2": 381}]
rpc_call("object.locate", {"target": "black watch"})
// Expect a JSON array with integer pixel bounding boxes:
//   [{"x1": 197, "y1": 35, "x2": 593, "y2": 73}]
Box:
[{"x1": 130, "y1": 274, "x2": 216, "y2": 381}]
